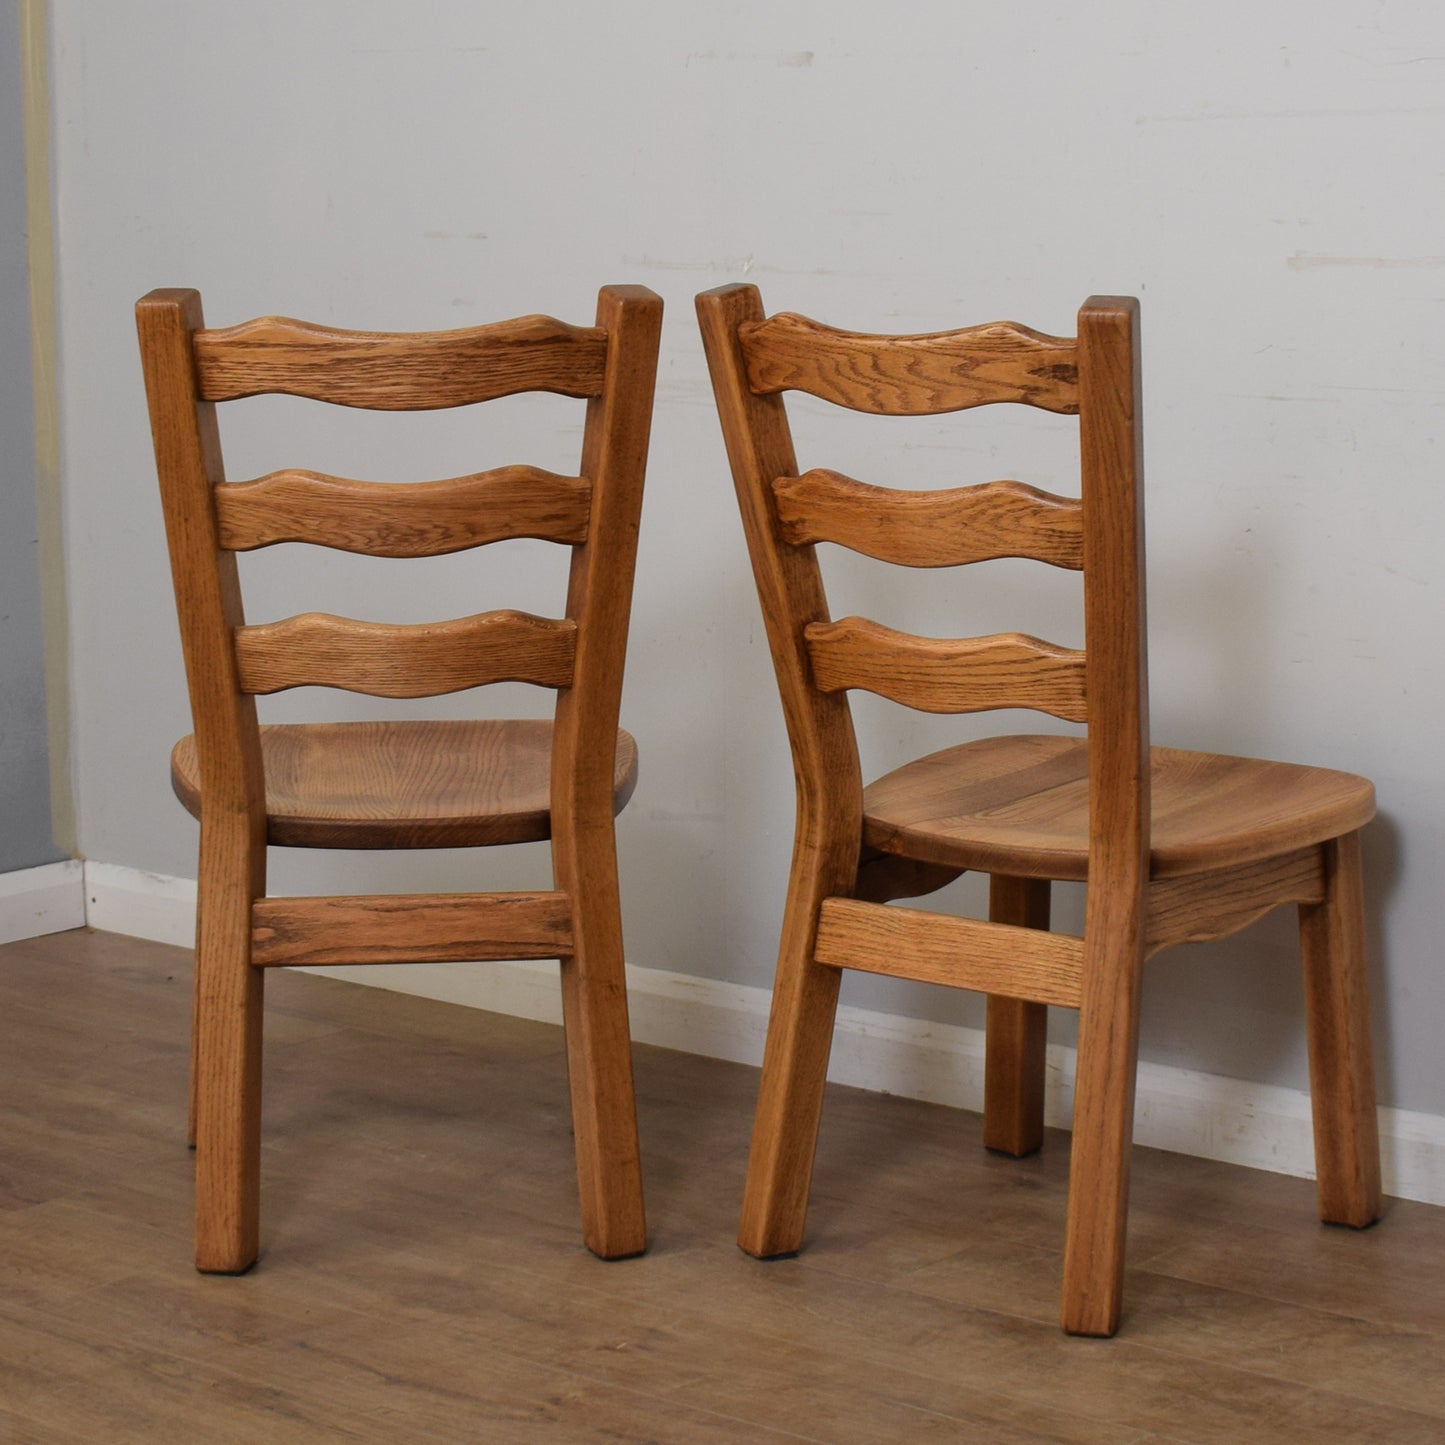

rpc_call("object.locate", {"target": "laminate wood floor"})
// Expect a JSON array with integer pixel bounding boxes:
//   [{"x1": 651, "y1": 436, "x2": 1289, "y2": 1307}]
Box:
[{"x1": 3, "y1": 928, "x2": 1443, "y2": 1442}]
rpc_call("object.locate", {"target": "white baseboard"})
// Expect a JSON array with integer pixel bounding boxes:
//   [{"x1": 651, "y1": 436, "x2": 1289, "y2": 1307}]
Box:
[
  {"x1": 84, "y1": 860, "x2": 196, "y2": 947},
  {"x1": 0, "y1": 858, "x2": 85, "y2": 944},
  {"x1": 78, "y1": 859, "x2": 1445, "y2": 1208}
]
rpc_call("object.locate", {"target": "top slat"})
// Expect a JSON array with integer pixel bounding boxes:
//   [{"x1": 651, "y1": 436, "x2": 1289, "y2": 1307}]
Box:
[
  {"x1": 193, "y1": 313, "x2": 610, "y2": 409},
  {"x1": 740, "y1": 312, "x2": 1079, "y2": 415}
]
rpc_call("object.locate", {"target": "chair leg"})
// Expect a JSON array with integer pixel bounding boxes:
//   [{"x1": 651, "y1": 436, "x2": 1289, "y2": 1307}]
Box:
[
  {"x1": 1060, "y1": 936, "x2": 1144, "y2": 1337},
  {"x1": 1299, "y1": 832, "x2": 1382, "y2": 1228},
  {"x1": 558, "y1": 865, "x2": 647, "y2": 1261},
  {"x1": 984, "y1": 875, "x2": 1051, "y2": 1156},
  {"x1": 187, "y1": 955, "x2": 200, "y2": 1149},
  {"x1": 192, "y1": 835, "x2": 265, "y2": 1274},
  {"x1": 738, "y1": 884, "x2": 843, "y2": 1259}
]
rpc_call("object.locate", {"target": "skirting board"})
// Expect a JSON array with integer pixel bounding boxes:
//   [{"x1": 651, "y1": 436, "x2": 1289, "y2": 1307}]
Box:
[
  {"x1": 82, "y1": 858, "x2": 1445, "y2": 1208},
  {"x1": 0, "y1": 858, "x2": 85, "y2": 945}
]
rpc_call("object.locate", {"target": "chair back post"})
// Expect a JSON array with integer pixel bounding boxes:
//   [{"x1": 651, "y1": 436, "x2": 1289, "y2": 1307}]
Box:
[
  {"x1": 1077, "y1": 296, "x2": 1150, "y2": 953},
  {"x1": 550, "y1": 286, "x2": 663, "y2": 850},
  {"x1": 1062, "y1": 295, "x2": 1151, "y2": 1334},
  {"x1": 696, "y1": 283, "x2": 865, "y2": 900},
  {"x1": 135, "y1": 289, "x2": 268, "y2": 867}
]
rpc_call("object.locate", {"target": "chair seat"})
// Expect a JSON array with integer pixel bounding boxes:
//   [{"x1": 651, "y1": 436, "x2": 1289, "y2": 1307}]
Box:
[
  {"x1": 171, "y1": 719, "x2": 640, "y2": 850},
  {"x1": 863, "y1": 733, "x2": 1375, "y2": 881}
]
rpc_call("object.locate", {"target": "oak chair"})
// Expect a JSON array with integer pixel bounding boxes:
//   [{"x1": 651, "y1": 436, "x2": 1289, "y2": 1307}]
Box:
[
  {"x1": 696, "y1": 283, "x2": 1381, "y2": 1336},
  {"x1": 137, "y1": 284, "x2": 662, "y2": 1273}
]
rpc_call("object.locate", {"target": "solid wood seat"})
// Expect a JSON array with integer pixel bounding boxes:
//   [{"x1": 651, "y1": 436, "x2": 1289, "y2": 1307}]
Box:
[
  {"x1": 863, "y1": 734, "x2": 1376, "y2": 881},
  {"x1": 698, "y1": 284, "x2": 1381, "y2": 1337},
  {"x1": 137, "y1": 284, "x2": 662, "y2": 1275},
  {"x1": 171, "y1": 721, "x2": 639, "y2": 850}
]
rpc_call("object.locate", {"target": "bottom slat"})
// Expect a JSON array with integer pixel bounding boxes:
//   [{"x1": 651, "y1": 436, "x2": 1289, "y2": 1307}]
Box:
[
  {"x1": 251, "y1": 891, "x2": 573, "y2": 967},
  {"x1": 814, "y1": 897, "x2": 1084, "y2": 1007}
]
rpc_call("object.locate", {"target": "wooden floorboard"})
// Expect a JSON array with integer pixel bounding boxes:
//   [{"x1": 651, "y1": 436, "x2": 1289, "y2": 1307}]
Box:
[{"x1": 2, "y1": 927, "x2": 1443, "y2": 1443}]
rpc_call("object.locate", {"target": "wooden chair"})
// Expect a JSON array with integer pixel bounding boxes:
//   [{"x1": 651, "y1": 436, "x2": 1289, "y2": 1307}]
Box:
[
  {"x1": 696, "y1": 284, "x2": 1381, "y2": 1336},
  {"x1": 136, "y1": 284, "x2": 662, "y2": 1273}
]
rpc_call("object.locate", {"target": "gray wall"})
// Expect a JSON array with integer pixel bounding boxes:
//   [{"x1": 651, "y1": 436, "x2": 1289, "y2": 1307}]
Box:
[
  {"x1": 0, "y1": 1, "x2": 61, "y2": 875},
  {"x1": 50, "y1": 1, "x2": 1445, "y2": 1121}
]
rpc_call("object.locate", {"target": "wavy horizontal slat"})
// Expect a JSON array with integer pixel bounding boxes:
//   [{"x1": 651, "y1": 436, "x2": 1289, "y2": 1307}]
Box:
[
  {"x1": 815, "y1": 898, "x2": 1084, "y2": 1007},
  {"x1": 215, "y1": 466, "x2": 591, "y2": 555},
  {"x1": 234, "y1": 609, "x2": 577, "y2": 697},
  {"x1": 1145, "y1": 847, "x2": 1324, "y2": 959},
  {"x1": 774, "y1": 471, "x2": 1084, "y2": 568},
  {"x1": 740, "y1": 312, "x2": 1078, "y2": 415},
  {"x1": 194, "y1": 313, "x2": 608, "y2": 408},
  {"x1": 806, "y1": 618, "x2": 1088, "y2": 721},
  {"x1": 251, "y1": 890, "x2": 574, "y2": 966}
]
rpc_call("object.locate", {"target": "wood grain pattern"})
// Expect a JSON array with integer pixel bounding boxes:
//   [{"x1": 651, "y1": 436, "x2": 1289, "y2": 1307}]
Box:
[
  {"x1": 806, "y1": 618, "x2": 1088, "y2": 721},
  {"x1": 1145, "y1": 847, "x2": 1324, "y2": 958},
  {"x1": 233, "y1": 608, "x2": 577, "y2": 697},
  {"x1": 741, "y1": 311, "x2": 1079, "y2": 415},
  {"x1": 171, "y1": 720, "x2": 639, "y2": 850},
  {"x1": 775, "y1": 471, "x2": 1084, "y2": 569},
  {"x1": 814, "y1": 897, "x2": 1084, "y2": 1006},
  {"x1": 194, "y1": 312, "x2": 608, "y2": 408},
  {"x1": 215, "y1": 466, "x2": 591, "y2": 555},
  {"x1": 250, "y1": 891, "x2": 574, "y2": 967},
  {"x1": 861, "y1": 735, "x2": 1376, "y2": 881}
]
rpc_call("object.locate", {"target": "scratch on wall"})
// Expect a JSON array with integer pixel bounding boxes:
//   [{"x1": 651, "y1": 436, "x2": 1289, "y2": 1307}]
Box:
[
  {"x1": 1139, "y1": 106, "x2": 1445, "y2": 123},
  {"x1": 622, "y1": 254, "x2": 890, "y2": 280},
  {"x1": 1288, "y1": 253, "x2": 1445, "y2": 270}
]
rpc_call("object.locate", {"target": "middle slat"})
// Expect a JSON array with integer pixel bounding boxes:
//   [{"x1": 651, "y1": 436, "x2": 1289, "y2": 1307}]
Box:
[
  {"x1": 774, "y1": 471, "x2": 1083, "y2": 568},
  {"x1": 216, "y1": 467, "x2": 592, "y2": 555},
  {"x1": 806, "y1": 617, "x2": 1088, "y2": 721},
  {"x1": 234, "y1": 610, "x2": 578, "y2": 697}
]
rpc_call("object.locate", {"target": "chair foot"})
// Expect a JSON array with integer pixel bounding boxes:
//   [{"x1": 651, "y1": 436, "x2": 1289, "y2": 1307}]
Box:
[
  {"x1": 739, "y1": 1244, "x2": 801, "y2": 1262},
  {"x1": 195, "y1": 1256, "x2": 258, "y2": 1277},
  {"x1": 194, "y1": 1162, "x2": 261, "y2": 1274},
  {"x1": 984, "y1": 997, "x2": 1048, "y2": 1157},
  {"x1": 739, "y1": 950, "x2": 842, "y2": 1261},
  {"x1": 1059, "y1": 927, "x2": 1144, "y2": 1339},
  {"x1": 559, "y1": 935, "x2": 647, "y2": 1262},
  {"x1": 191, "y1": 895, "x2": 264, "y2": 1278},
  {"x1": 1061, "y1": 1305, "x2": 1122, "y2": 1338},
  {"x1": 587, "y1": 1237, "x2": 647, "y2": 1263},
  {"x1": 1299, "y1": 833, "x2": 1382, "y2": 1229},
  {"x1": 983, "y1": 876, "x2": 1051, "y2": 1156}
]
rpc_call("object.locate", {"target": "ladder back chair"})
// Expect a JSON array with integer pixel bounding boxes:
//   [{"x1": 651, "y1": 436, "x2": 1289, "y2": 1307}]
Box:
[
  {"x1": 137, "y1": 284, "x2": 662, "y2": 1273},
  {"x1": 696, "y1": 283, "x2": 1381, "y2": 1336}
]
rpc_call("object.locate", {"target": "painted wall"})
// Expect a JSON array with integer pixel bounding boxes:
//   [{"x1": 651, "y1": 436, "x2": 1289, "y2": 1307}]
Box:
[
  {"x1": 51, "y1": 2, "x2": 1445, "y2": 1116},
  {"x1": 0, "y1": 2, "x2": 61, "y2": 875}
]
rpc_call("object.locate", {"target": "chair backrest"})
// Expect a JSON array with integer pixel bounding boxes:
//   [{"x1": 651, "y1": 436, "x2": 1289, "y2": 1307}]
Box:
[
  {"x1": 136, "y1": 285, "x2": 663, "y2": 840},
  {"x1": 696, "y1": 285, "x2": 1148, "y2": 926}
]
